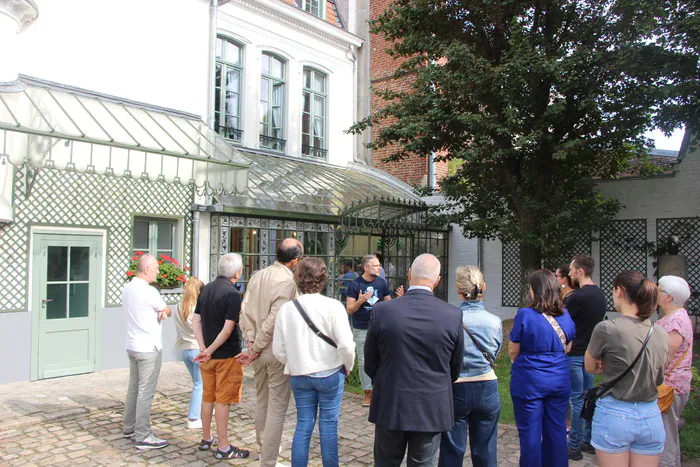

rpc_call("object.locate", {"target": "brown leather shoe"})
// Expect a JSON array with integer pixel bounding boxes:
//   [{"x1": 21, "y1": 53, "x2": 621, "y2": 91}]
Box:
[{"x1": 362, "y1": 390, "x2": 372, "y2": 407}]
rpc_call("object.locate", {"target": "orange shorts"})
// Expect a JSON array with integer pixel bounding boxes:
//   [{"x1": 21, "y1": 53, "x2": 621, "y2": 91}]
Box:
[{"x1": 200, "y1": 357, "x2": 244, "y2": 404}]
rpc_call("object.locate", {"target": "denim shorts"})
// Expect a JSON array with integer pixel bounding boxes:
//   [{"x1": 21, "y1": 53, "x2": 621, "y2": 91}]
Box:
[{"x1": 591, "y1": 396, "x2": 665, "y2": 455}]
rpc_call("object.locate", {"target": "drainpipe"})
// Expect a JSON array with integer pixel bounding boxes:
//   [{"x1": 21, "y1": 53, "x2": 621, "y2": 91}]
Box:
[
  {"x1": 192, "y1": 209, "x2": 201, "y2": 278},
  {"x1": 428, "y1": 152, "x2": 436, "y2": 189},
  {"x1": 207, "y1": 0, "x2": 219, "y2": 128},
  {"x1": 348, "y1": 45, "x2": 360, "y2": 163}
]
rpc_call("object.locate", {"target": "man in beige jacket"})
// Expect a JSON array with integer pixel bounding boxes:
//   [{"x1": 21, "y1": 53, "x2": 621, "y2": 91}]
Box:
[{"x1": 237, "y1": 238, "x2": 302, "y2": 467}]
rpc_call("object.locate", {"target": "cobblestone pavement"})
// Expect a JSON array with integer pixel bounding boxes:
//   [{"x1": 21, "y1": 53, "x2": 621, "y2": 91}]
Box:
[{"x1": 0, "y1": 362, "x2": 651, "y2": 466}]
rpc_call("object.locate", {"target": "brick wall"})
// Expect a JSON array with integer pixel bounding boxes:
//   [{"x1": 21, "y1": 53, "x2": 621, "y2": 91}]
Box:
[{"x1": 369, "y1": 0, "x2": 449, "y2": 188}]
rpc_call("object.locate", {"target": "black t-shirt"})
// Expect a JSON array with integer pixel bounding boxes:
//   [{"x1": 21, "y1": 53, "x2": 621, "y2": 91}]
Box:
[
  {"x1": 195, "y1": 276, "x2": 242, "y2": 359},
  {"x1": 565, "y1": 284, "x2": 607, "y2": 356},
  {"x1": 345, "y1": 276, "x2": 390, "y2": 330}
]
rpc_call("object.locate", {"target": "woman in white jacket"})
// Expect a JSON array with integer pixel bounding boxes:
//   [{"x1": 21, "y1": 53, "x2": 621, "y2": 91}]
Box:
[{"x1": 273, "y1": 257, "x2": 355, "y2": 467}]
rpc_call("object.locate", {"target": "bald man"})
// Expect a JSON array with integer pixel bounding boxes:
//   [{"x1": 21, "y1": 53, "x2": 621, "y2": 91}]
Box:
[
  {"x1": 365, "y1": 254, "x2": 464, "y2": 467},
  {"x1": 122, "y1": 254, "x2": 171, "y2": 450},
  {"x1": 237, "y1": 238, "x2": 303, "y2": 467}
]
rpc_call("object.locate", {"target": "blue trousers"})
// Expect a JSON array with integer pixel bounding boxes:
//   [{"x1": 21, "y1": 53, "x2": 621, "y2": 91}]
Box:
[
  {"x1": 512, "y1": 394, "x2": 569, "y2": 467},
  {"x1": 290, "y1": 371, "x2": 345, "y2": 467},
  {"x1": 438, "y1": 380, "x2": 500, "y2": 467},
  {"x1": 182, "y1": 349, "x2": 203, "y2": 420},
  {"x1": 568, "y1": 355, "x2": 593, "y2": 449}
]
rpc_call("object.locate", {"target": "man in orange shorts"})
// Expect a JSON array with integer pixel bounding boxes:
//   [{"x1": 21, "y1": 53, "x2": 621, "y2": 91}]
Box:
[{"x1": 193, "y1": 253, "x2": 249, "y2": 459}]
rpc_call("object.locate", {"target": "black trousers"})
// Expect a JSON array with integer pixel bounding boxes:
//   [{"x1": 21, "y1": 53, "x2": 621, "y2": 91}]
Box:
[{"x1": 374, "y1": 424, "x2": 441, "y2": 467}]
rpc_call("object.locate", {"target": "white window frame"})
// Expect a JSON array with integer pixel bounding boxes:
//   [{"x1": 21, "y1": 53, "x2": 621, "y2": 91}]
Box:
[
  {"x1": 132, "y1": 217, "x2": 182, "y2": 261},
  {"x1": 302, "y1": 0, "x2": 326, "y2": 19},
  {"x1": 214, "y1": 36, "x2": 244, "y2": 142}
]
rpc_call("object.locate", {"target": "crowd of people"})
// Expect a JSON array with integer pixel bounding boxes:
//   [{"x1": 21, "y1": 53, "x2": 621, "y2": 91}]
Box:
[{"x1": 121, "y1": 245, "x2": 694, "y2": 467}]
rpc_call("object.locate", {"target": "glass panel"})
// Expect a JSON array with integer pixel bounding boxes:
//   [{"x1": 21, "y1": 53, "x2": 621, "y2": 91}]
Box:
[
  {"x1": 226, "y1": 69, "x2": 240, "y2": 93},
  {"x1": 303, "y1": 93, "x2": 311, "y2": 113},
  {"x1": 271, "y1": 57, "x2": 284, "y2": 79},
  {"x1": 133, "y1": 220, "x2": 150, "y2": 250},
  {"x1": 225, "y1": 93, "x2": 239, "y2": 118},
  {"x1": 314, "y1": 96, "x2": 325, "y2": 117},
  {"x1": 261, "y1": 53, "x2": 270, "y2": 75},
  {"x1": 272, "y1": 83, "x2": 283, "y2": 105},
  {"x1": 47, "y1": 246, "x2": 68, "y2": 281},
  {"x1": 157, "y1": 222, "x2": 174, "y2": 250},
  {"x1": 224, "y1": 41, "x2": 241, "y2": 65},
  {"x1": 69, "y1": 247, "x2": 90, "y2": 281},
  {"x1": 302, "y1": 133, "x2": 310, "y2": 147},
  {"x1": 313, "y1": 72, "x2": 325, "y2": 93},
  {"x1": 46, "y1": 284, "x2": 67, "y2": 320},
  {"x1": 304, "y1": 69, "x2": 312, "y2": 88},
  {"x1": 69, "y1": 283, "x2": 89, "y2": 318},
  {"x1": 260, "y1": 78, "x2": 269, "y2": 101},
  {"x1": 215, "y1": 37, "x2": 223, "y2": 59}
]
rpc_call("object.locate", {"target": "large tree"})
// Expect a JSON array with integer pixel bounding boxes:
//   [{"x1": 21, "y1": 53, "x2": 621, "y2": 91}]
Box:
[{"x1": 351, "y1": 0, "x2": 698, "y2": 281}]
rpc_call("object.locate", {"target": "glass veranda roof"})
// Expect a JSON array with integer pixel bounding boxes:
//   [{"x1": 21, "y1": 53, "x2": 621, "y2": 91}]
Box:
[
  {"x1": 0, "y1": 75, "x2": 249, "y2": 194},
  {"x1": 217, "y1": 150, "x2": 427, "y2": 226}
]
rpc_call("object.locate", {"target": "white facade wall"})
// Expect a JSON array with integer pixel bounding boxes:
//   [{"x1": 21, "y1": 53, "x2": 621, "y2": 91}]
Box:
[{"x1": 217, "y1": 0, "x2": 361, "y2": 167}]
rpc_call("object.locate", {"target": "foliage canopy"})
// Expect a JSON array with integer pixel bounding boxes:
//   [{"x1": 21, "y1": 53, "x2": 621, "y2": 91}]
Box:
[{"x1": 350, "y1": 0, "x2": 698, "y2": 270}]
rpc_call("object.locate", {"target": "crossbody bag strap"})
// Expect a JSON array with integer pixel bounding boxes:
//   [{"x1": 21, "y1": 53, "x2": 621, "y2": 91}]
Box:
[
  {"x1": 292, "y1": 299, "x2": 337, "y2": 349},
  {"x1": 543, "y1": 313, "x2": 568, "y2": 349},
  {"x1": 599, "y1": 322, "x2": 654, "y2": 398},
  {"x1": 462, "y1": 324, "x2": 496, "y2": 369},
  {"x1": 666, "y1": 345, "x2": 690, "y2": 376}
]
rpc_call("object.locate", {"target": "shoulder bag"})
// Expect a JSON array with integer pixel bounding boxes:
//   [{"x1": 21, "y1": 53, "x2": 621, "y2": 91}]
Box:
[
  {"x1": 292, "y1": 299, "x2": 337, "y2": 349},
  {"x1": 542, "y1": 313, "x2": 568, "y2": 349},
  {"x1": 581, "y1": 323, "x2": 654, "y2": 421},
  {"x1": 463, "y1": 324, "x2": 496, "y2": 369},
  {"x1": 657, "y1": 346, "x2": 690, "y2": 413}
]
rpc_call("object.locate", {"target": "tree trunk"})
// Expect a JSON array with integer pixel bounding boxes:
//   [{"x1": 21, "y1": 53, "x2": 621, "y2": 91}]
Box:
[{"x1": 519, "y1": 242, "x2": 542, "y2": 306}]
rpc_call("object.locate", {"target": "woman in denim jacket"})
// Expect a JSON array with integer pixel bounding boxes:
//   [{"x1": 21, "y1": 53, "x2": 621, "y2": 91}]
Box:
[{"x1": 438, "y1": 266, "x2": 502, "y2": 467}]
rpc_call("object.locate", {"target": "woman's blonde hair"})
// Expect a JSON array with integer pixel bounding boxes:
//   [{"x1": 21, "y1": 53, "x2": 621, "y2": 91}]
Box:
[
  {"x1": 180, "y1": 276, "x2": 204, "y2": 321},
  {"x1": 455, "y1": 265, "x2": 485, "y2": 300}
]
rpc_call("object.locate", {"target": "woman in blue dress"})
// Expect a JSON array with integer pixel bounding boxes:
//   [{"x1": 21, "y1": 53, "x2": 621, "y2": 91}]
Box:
[{"x1": 508, "y1": 269, "x2": 576, "y2": 467}]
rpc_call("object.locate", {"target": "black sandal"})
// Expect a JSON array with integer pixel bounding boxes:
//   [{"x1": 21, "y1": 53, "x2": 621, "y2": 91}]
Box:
[
  {"x1": 215, "y1": 445, "x2": 250, "y2": 459},
  {"x1": 198, "y1": 437, "x2": 216, "y2": 451}
]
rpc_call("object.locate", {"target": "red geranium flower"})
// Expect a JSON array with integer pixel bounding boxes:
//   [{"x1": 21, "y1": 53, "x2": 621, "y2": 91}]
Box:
[
  {"x1": 136, "y1": 251, "x2": 143, "y2": 255},
  {"x1": 184, "y1": 266, "x2": 190, "y2": 271},
  {"x1": 126, "y1": 270, "x2": 135, "y2": 277}
]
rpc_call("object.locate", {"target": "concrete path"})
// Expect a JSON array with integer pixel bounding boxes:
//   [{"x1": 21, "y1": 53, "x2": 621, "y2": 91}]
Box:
[{"x1": 0, "y1": 363, "x2": 655, "y2": 466}]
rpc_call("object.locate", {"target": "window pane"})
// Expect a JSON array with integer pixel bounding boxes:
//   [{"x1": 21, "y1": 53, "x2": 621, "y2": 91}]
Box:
[
  {"x1": 272, "y1": 83, "x2": 283, "y2": 105},
  {"x1": 272, "y1": 107, "x2": 281, "y2": 128},
  {"x1": 157, "y1": 222, "x2": 173, "y2": 250},
  {"x1": 133, "y1": 221, "x2": 149, "y2": 250},
  {"x1": 69, "y1": 246, "x2": 90, "y2": 281},
  {"x1": 226, "y1": 69, "x2": 240, "y2": 93},
  {"x1": 215, "y1": 37, "x2": 223, "y2": 59},
  {"x1": 302, "y1": 113, "x2": 310, "y2": 134},
  {"x1": 314, "y1": 96, "x2": 325, "y2": 117},
  {"x1": 261, "y1": 54, "x2": 270, "y2": 75},
  {"x1": 302, "y1": 133, "x2": 310, "y2": 147},
  {"x1": 260, "y1": 78, "x2": 269, "y2": 101},
  {"x1": 303, "y1": 93, "x2": 311, "y2": 113},
  {"x1": 313, "y1": 72, "x2": 325, "y2": 93},
  {"x1": 260, "y1": 102, "x2": 270, "y2": 124},
  {"x1": 304, "y1": 69, "x2": 312, "y2": 88},
  {"x1": 225, "y1": 92, "x2": 239, "y2": 118},
  {"x1": 224, "y1": 41, "x2": 241, "y2": 65},
  {"x1": 47, "y1": 246, "x2": 68, "y2": 281},
  {"x1": 69, "y1": 283, "x2": 89, "y2": 318},
  {"x1": 46, "y1": 284, "x2": 67, "y2": 320},
  {"x1": 271, "y1": 57, "x2": 284, "y2": 79}
]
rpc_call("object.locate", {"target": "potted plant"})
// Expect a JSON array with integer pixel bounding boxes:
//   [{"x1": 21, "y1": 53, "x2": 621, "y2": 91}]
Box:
[{"x1": 126, "y1": 251, "x2": 189, "y2": 292}]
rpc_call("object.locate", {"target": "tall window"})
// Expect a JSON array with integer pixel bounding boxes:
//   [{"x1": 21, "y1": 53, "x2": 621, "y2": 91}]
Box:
[
  {"x1": 260, "y1": 53, "x2": 286, "y2": 152},
  {"x1": 214, "y1": 37, "x2": 243, "y2": 142},
  {"x1": 303, "y1": 0, "x2": 324, "y2": 18},
  {"x1": 302, "y1": 68, "x2": 327, "y2": 159}
]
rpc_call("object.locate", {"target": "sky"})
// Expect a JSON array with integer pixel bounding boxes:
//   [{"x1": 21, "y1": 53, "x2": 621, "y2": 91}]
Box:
[{"x1": 645, "y1": 127, "x2": 686, "y2": 152}]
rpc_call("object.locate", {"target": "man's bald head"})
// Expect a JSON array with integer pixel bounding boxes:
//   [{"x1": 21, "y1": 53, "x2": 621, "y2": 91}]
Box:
[
  {"x1": 136, "y1": 253, "x2": 159, "y2": 284},
  {"x1": 276, "y1": 238, "x2": 303, "y2": 265},
  {"x1": 408, "y1": 254, "x2": 441, "y2": 289}
]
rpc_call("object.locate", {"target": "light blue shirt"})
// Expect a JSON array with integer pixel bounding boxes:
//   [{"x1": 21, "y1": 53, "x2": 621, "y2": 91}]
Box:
[
  {"x1": 407, "y1": 285, "x2": 433, "y2": 293},
  {"x1": 459, "y1": 300, "x2": 502, "y2": 378}
]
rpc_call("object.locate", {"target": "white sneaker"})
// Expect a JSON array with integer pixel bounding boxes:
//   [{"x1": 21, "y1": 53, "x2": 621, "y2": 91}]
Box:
[{"x1": 187, "y1": 418, "x2": 203, "y2": 429}]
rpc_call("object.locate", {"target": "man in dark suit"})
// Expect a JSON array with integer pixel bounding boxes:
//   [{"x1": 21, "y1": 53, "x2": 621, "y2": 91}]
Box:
[{"x1": 365, "y1": 253, "x2": 464, "y2": 467}]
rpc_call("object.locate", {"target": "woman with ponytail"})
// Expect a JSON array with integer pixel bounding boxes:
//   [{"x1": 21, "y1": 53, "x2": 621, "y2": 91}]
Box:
[
  {"x1": 585, "y1": 271, "x2": 669, "y2": 466},
  {"x1": 173, "y1": 277, "x2": 205, "y2": 429},
  {"x1": 438, "y1": 266, "x2": 502, "y2": 467}
]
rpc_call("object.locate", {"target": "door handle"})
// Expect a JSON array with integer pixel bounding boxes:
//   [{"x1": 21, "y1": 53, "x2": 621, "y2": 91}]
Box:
[{"x1": 41, "y1": 299, "x2": 53, "y2": 304}]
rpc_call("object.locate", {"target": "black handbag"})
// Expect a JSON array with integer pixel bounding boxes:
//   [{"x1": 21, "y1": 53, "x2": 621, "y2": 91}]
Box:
[
  {"x1": 580, "y1": 323, "x2": 654, "y2": 421},
  {"x1": 463, "y1": 324, "x2": 496, "y2": 369}
]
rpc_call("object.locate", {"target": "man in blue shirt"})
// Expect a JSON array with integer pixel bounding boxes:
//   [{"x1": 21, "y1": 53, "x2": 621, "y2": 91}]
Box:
[
  {"x1": 337, "y1": 260, "x2": 359, "y2": 305},
  {"x1": 346, "y1": 254, "x2": 403, "y2": 407}
]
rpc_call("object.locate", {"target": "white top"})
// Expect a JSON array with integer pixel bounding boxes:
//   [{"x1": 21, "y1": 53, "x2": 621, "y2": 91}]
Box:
[
  {"x1": 273, "y1": 293, "x2": 355, "y2": 376},
  {"x1": 173, "y1": 303, "x2": 199, "y2": 351},
  {"x1": 122, "y1": 277, "x2": 168, "y2": 352}
]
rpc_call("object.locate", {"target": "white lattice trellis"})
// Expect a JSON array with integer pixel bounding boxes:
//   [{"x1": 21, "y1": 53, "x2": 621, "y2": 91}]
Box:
[{"x1": 0, "y1": 165, "x2": 194, "y2": 310}]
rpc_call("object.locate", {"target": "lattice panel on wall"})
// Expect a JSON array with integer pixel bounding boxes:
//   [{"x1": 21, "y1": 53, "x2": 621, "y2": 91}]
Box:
[
  {"x1": 502, "y1": 232, "x2": 592, "y2": 307},
  {"x1": 502, "y1": 242, "x2": 521, "y2": 307},
  {"x1": 657, "y1": 217, "x2": 700, "y2": 316},
  {"x1": 600, "y1": 219, "x2": 647, "y2": 312},
  {"x1": 0, "y1": 165, "x2": 193, "y2": 310}
]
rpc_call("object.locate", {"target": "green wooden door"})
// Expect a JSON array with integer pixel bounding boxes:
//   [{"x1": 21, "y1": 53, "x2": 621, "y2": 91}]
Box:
[{"x1": 32, "y1": 233, "x2": 102, "y2": 380}]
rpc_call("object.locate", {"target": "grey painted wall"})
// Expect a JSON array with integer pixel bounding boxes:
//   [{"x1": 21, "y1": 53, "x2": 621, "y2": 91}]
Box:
[{"x1": 0, "y1": 312, "x2": 32, "y2": 383}]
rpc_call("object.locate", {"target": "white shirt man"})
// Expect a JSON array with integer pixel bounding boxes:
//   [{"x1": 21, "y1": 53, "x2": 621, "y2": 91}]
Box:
[{"x1": 122, "y1": 253, "x2": 170, "y2": 450}]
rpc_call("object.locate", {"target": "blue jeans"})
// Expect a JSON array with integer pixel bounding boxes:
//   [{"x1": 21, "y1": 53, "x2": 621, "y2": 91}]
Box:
[
  {"x1": 182, "y1": 349, "x2": 203, "y2": 420},
  {"x1": 438, "y1": 380, "x2": 500, "y2": 467},
  {"x1": 291, "y1": 371, "x2": 346, "y2": 467},
  {"x1": 568, "y1": 355, "x2": 593, "y2": 449}
]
